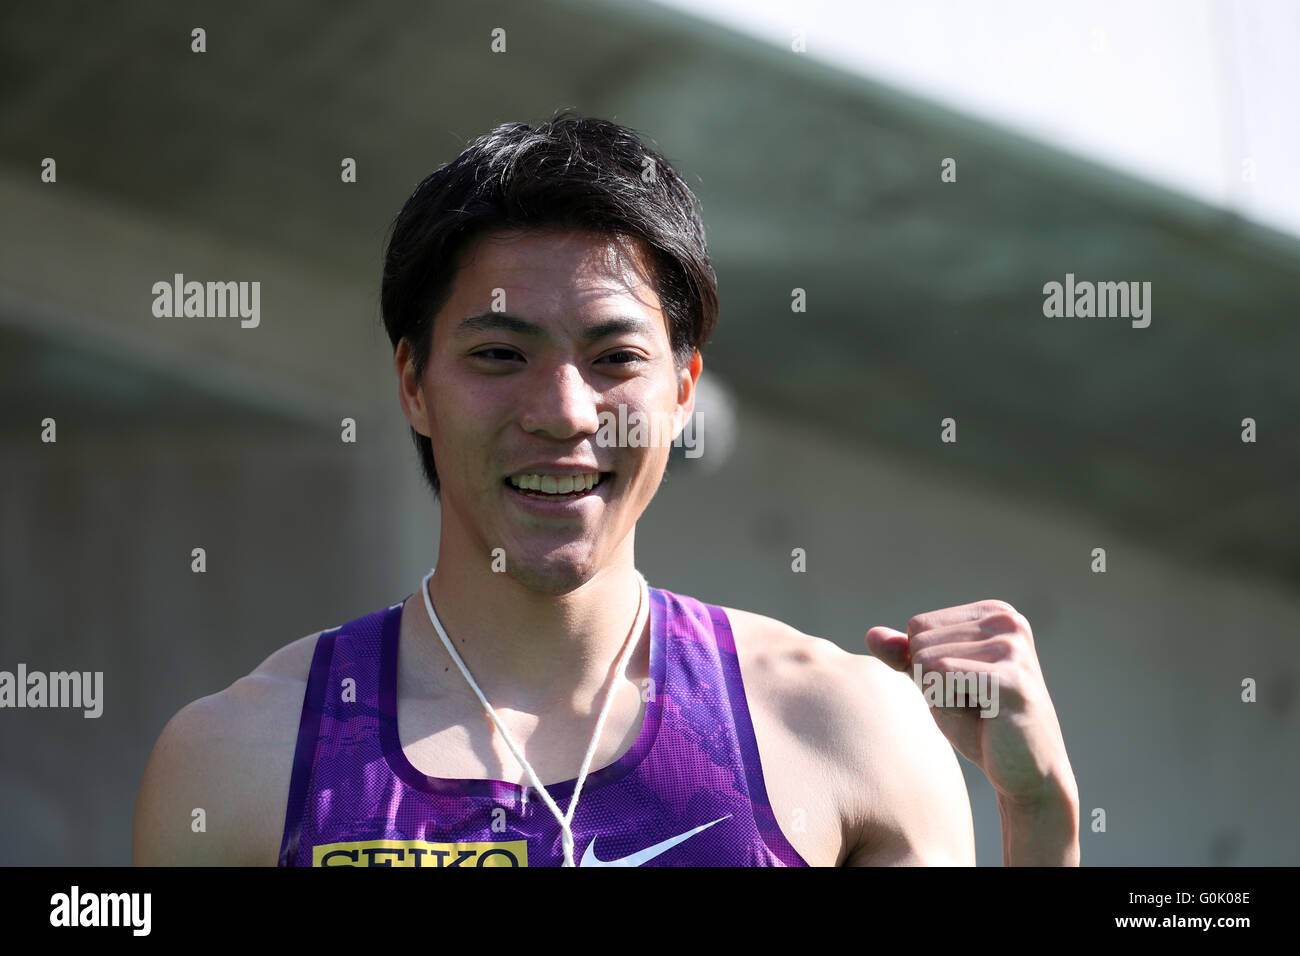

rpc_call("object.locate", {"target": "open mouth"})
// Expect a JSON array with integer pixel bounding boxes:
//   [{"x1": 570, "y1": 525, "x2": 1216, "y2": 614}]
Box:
[{"x1": 504, "y1": 471, "x2": 611, "y2": 501}]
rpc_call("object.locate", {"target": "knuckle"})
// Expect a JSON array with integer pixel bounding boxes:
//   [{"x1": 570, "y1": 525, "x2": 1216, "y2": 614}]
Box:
[
  {"x1": 927, "y1": 657, "x2": 957, "y2": 676},
  {"x1": 987, "y1": 635, "x2": 1019, "y2": 659},
  {"x1": 980, "y1": 610, "x2": 1021, "y2": 635},
  {"x1": 981, "y1": 598, "x2": 1017, "y2": 616},
  {"x1": 981, "y1": 606, "x2": 1031, "y2": 637}
]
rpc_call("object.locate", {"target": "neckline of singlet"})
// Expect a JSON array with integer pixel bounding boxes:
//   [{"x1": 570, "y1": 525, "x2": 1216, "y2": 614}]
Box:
[{"x1": 376, "y1": 584, "x2": 668, "y2": 801}]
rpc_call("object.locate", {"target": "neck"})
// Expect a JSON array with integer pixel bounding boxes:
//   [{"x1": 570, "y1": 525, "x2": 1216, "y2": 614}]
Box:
[{"x1": 409, "y1": 543, "x2": 647, "y2": 712}]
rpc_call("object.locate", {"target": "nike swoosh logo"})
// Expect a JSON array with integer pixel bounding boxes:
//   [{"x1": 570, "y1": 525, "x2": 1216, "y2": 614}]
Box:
[{"x1": 579, "y1": 814, "x2": 732, "y2": 867}]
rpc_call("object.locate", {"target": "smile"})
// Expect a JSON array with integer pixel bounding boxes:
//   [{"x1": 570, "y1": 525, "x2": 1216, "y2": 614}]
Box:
[{"x1": 505, "y1": 471, "x2": 610, "y2": 501}]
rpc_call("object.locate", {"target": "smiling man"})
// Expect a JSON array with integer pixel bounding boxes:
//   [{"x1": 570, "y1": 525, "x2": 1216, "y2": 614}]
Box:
[{"x1": 133, "y1": 112, "x2": 1079, "y2": 867}]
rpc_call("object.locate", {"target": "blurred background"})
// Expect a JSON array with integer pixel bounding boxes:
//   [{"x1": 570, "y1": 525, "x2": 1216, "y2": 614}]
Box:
[{"x1": 1, "y1": 0, "x2": 1297, "y2": 865}]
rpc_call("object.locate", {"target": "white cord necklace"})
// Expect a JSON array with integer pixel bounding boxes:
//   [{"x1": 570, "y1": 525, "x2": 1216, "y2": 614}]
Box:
[{"x1": 419, "y1": 566, "x2": 650, "y2": 867}]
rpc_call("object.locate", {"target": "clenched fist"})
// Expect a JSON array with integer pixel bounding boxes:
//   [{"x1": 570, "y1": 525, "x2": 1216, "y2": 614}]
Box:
[{"x1": 867, "y1": 600, "x2": 1080, "y2": 864}]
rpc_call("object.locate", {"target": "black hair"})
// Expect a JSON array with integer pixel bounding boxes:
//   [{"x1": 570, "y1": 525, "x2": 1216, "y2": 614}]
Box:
[{"x1": 380, "y1": 109, "x2": 719, "y2": 496}]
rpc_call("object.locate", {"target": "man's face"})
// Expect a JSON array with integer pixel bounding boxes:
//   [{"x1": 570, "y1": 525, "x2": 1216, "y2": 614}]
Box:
[{"x1": 397, "y1": 228, "x2": 701, "y2": 593}]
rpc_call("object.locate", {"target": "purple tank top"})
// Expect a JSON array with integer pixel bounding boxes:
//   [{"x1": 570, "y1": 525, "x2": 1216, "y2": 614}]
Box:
[{"x1": 277, "y1": 585, "x2": 808, "y2": 866}]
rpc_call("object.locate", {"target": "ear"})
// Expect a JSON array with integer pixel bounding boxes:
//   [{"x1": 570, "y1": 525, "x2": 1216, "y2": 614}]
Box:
[
  {"x1": 395, "y1": 338, "x2": 432, "y2": 437},
  {"x1": 673, "y1": 350, "x2": 703, "y2": 437}
]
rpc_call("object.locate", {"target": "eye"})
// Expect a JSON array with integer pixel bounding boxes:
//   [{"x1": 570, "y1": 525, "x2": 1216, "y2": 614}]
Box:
[
  {"x1": 598, "y1": 349, "x2": 643, "y2": 366},
  {"x1": 471, "y1": 347, "x2": 523, "y2": 362}
]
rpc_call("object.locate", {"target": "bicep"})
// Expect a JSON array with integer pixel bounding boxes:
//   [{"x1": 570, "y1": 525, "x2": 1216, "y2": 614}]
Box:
[{"x1": 842, "y1": 658, "x2": 976, "y2": 866}]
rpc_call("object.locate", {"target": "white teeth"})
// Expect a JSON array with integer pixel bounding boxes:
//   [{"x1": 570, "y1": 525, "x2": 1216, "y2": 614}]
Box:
[{"x1": 508, "y1": 472, "x2": 602, "y2": 494}]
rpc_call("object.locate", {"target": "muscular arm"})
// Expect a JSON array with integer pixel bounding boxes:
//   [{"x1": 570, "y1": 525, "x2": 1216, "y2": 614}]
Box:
[
  {"x1": 835, "y1": 654, "x2": 977, "y2": 866},
  {"x1": 132, "y1": 633, "x2": 318, "y2": 866},
  {"x1": 728, "y1": 608, "x2": 976, "y2": 866}
]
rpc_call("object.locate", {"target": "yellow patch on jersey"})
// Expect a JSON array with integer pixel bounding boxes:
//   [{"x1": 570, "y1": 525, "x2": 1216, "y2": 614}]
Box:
[{"x1": 313, "y1": 839, "x2": 528, "y2": 867}]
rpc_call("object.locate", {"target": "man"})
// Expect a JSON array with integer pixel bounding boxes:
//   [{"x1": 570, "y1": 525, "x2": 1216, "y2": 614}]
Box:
[{"x1": 133, "y1": 112, "x2": 1079, "y2": 867}]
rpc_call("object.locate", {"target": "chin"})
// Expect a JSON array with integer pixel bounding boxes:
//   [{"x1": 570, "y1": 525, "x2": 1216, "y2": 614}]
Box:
[{"x1": 506, "y1": 549, "x2": 602, "y2": 596}]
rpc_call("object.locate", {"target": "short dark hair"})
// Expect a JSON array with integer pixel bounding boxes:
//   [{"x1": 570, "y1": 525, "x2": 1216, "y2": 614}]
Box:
[{"x1": 380, "y1": 109, "x2": 719, "y2": 497}]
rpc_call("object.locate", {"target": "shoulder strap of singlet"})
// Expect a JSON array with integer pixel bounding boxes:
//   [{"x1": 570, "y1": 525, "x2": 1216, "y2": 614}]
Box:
[
  {"x1": 704, "y1": 599, "x2": 804, "y2": 861},
  {"x1": 276, "y1": 624, "x2": 342, "y2": 867}
]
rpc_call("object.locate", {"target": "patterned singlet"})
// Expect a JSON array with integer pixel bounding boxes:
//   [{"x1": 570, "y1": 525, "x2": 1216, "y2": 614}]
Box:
[{"x1": 277, "y1": 584, "x2": 809, "y2": 867}]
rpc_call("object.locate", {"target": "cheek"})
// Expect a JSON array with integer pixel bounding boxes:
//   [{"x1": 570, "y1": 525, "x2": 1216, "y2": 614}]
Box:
[
  {"x1": 427, "y1": 371, "x2": 488, "y2": 434},
  {"x1": 619, "y1": 442, "x2": 671, "y2": 495},
  {"x1": 607, "y1": 381, "x2": 681, "y2": 473},
  {"x1": 430, "y1": 382, "x2": 517, "y2": 491},
  {"x1": 423, "y1": 386, "x2": 475, "y2": 480},
  {"x1": 607, "y1": 378, "x2": 680, "y2": 433}
]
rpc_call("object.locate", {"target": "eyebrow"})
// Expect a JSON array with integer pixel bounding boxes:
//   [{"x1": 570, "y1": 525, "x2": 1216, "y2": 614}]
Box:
[{"x1": 453, "y1": 311, "x2": 657, "y2": 342}]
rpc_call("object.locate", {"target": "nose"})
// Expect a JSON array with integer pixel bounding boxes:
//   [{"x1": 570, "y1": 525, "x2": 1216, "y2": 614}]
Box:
[{"x1": 518, "y1": 360, "x2": 601, "y2": 440}]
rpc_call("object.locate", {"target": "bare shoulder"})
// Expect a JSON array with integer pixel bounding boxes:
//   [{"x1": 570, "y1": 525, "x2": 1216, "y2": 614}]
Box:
[
  {"x1": 719, "y1": 605, "x2": 925, "y2": 754},
  {"x1": 719, "y1": 605, "x2": 975, "y2": 866},
  {"x1": 132, "y1": 631, "x2": 321, "y2": 866}
]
